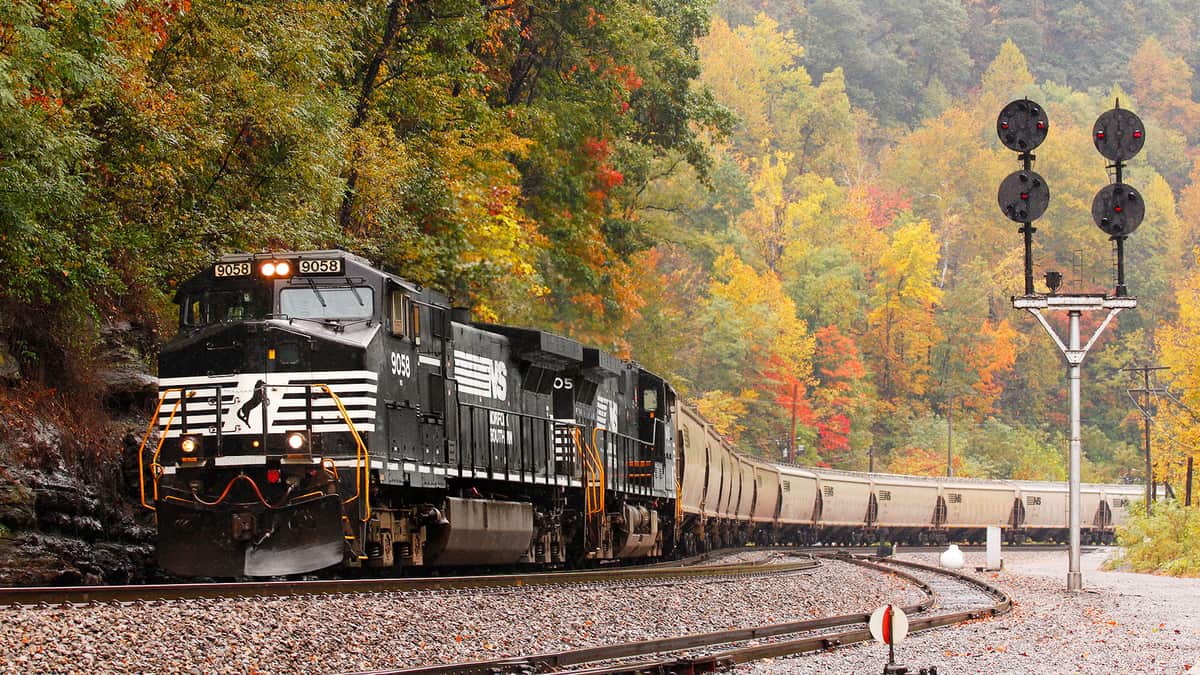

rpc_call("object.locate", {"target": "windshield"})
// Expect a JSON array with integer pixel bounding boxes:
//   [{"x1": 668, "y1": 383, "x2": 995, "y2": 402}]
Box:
[
  {"x1": 280, "y1": 286, "x2": 374, "y2": 321},
  {"x1": 183, "y1": 289, "x2": 271, "y2": 327}
]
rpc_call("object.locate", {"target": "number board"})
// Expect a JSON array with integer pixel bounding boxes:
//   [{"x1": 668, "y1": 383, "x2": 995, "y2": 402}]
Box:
[
  {"x1": 213, "y1": 261, "x2": 251, "y2": 278},
  {"x1": 298, "y1": 258, "x2": 343, "y2": 275}
]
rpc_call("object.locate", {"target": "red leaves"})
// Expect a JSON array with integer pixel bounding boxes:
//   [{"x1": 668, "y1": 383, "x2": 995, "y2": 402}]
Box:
[
  {"x1": 124, "y1": 0, "x2": 192, "y2": 48},
  {"x1": 596, "y1": 167, "x2": 624, "y2": 190},
  {"x1": 817, "y1": 415, "x2": 851, "y2": 452},
  {"x1": 581, "y1": 138, "x2": 623, "y2": 200},
  {"x1": 21, "y1": 89, "x2": 63, "y2": 114},
  {"x1": 864, "y1": 185, "x2": 912, "y2": 229},
  {"x1": 582, "y1": 137, "x2": 610, "y2": 161}
]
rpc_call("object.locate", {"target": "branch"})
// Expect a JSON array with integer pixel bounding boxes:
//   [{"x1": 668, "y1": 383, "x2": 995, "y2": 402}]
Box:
[{"x1": 199, "y1": 118, "x2": 251, "y2": 205}]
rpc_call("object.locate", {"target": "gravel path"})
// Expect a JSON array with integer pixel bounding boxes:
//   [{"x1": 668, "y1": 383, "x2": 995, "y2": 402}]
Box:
[
  {"x1": 749, "y1": 548, "x2": 1200, "y2": 674},
  {"x1": 0, "y1": 559, "x2": 923, "y2": 673}
]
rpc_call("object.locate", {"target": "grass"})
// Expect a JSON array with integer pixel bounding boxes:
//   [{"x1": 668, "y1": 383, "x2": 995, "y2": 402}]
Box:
[{"x1": 1108, "y1": 499, "x2": 1200, "y2": 577}]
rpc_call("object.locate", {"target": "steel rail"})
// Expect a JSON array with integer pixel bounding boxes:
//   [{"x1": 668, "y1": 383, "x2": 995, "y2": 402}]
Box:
[
  {"x1": 551, "y1": 555, "x2": 1012, "y2": 675},
  {"x1": 361, "y1": 553, "x2": 1009, "y2": 675},
  {"x1": 0, "y1": 559, "x2": 820, "y2": 607}
]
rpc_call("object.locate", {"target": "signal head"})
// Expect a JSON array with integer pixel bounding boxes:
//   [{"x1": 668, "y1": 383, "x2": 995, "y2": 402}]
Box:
[
  {"x1": 997, "y1": 99, "x2": 1049, "y2": 152},
  {"x1": 998, "y1": 170, "x2": 1050, "y2": 222},
  {"x1": 1092, "y1": 108, "x2": 1145, "y2": 161},
  {"x1": 1091, "y1": 183, "x2": 1144, "y2": 237}
]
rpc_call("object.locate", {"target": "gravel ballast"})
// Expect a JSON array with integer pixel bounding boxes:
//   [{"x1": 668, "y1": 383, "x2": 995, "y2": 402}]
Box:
[
  {"x1": 0, "y1": 556, "x2": 922, "y2": 673},
  {"x1": 750, "y1": 548, "x2": 1200, "y2": 674}
]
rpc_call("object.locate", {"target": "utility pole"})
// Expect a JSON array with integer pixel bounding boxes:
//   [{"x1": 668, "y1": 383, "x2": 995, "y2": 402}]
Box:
[
  {"x1": 788, "y1": 381, "x2": 798, "y2": 464},
  {"x1": 1125, "y1": 364, "x2": 1168, "y2": 508},
  {"x1": 1187, "y1": 456, "x2": 1194, "y2": 507},
  {"x1": 946, "y1": 396, "x2": 953, "y2": 478}
]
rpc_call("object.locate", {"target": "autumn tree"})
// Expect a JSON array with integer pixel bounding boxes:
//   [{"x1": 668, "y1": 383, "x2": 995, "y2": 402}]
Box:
[
  {"x1": 1154, "y1": 258, "x2": 1200, "y2": 492},
  {"x1": 866, "y1": 218, "x2": 943, "y2": 404},
  {"x1": 1129, "y1": 37, "x2": 1200, "y2": 143},
  {"x1": 691, "y1": 250, "x2": 815, "y2": 451}
]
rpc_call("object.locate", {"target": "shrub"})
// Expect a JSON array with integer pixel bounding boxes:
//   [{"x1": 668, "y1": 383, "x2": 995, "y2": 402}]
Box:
[{"x1": 1110, "y1": 500, "x2": 1200, "y2": 577}]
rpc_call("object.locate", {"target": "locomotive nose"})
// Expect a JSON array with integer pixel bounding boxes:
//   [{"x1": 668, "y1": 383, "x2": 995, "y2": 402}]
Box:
[{"x1": 157, "y1": 496, "x2": 345, "y2": 577}]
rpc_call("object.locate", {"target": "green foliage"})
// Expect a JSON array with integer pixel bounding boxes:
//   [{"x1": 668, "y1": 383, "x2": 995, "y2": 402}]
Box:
[
  {"x1": 1112, "y1": 500, "x2": 1200, "y2": 577},
  {"x1": 0, "y1": 0, "x2": 727, "y2": 383}
]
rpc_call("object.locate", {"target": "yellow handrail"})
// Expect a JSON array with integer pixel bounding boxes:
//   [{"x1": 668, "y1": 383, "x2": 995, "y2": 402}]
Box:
[
  {"x1": 588, "y1": 426, "x2": 606, "y2": 515},
  {"x1": 675, "y1": 475, "x2": 683, "y2": 524},
  {"x1": 136, "y1": 388, "x2": 192, "y2": 511},
  {"x1": 572, "y1": 428, "x2": 602, "y2": 519},
  {"x1": 319, "y1": 384, "x2": 370, "y2": 523}
]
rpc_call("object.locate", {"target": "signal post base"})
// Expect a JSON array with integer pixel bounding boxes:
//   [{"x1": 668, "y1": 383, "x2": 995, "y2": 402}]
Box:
[{"x1": 1067, "y1": 571, "x2": 1082, "y2": 592}]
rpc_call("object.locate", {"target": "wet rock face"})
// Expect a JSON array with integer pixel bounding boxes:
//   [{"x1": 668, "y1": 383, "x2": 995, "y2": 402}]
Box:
[
  {"x1": 0, "y1": 320, "x2": 162, "y2": 585},
  {"x1": 0, "y1": 465, "x2": 157, "y2": 586},
  {"x1": 97, "y1": 321, "x2": 159, "y2": 411},
  {"x1": 0, "y1": 338, "x2": 18, "y2": 383}
]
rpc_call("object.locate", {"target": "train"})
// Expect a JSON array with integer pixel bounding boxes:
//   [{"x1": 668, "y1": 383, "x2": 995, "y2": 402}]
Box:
[{"x1": 138, "y1": 250, "x2": 1143, "y2": 577}]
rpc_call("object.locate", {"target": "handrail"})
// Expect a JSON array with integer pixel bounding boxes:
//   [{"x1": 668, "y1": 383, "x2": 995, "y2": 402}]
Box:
[
  {"x1": 675, "y1": 475, "x2": 683, "y2": 525},
  {"x1": 572, "y1": 428, "x2": 604, "y2": 521},
  {"x1": 318, "y1": 384, "x2": 370, "y2": 523},
  {"x1": 589, "y1": 426, "x2": 607, "y2": 514},
  {"x1": 137, "y1": 388, "x2": 192, "y2": 511}
]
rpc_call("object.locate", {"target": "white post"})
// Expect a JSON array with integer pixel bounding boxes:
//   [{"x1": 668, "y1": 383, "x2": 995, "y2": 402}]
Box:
[
  {"x1": 986, "y1": 525, "x2": 1002, "y2": 570},
  {"x1": 1067, "y1": 310, "x2": 1082, "y2": 591}
]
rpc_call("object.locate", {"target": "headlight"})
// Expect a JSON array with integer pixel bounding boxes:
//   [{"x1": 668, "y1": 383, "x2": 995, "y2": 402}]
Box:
[
  {"x1": 260, "y1": 260, "x2": 293, "y2": 278},
  {"x1": 180, "y1": 436, "x2": 200, "y2": 454},
  {"x1": 287, "y1": 432, "x2": 306, "y2": 450}
]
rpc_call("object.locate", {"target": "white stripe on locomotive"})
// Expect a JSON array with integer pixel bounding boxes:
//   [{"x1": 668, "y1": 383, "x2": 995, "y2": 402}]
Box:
[{"x1": 156, "y1": 371, "x2": 378, "y2": 437}]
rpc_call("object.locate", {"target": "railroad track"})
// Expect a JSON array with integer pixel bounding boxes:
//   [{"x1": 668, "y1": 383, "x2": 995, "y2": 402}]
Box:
[
  {"x1": 0, "y1": 542, "x2": 1073, "y2": 607},
  {"x1": 0, "y1": 557, "x2": 820, "y2": 607},
  {"x1": 360, "y1": 553, "x2": 1010, "y2": 675}
]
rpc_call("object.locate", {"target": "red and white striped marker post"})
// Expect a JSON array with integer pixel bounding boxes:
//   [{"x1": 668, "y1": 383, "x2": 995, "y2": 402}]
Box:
[{"x1": 869, "y1": 604, "x2": 909, "y2": 674}]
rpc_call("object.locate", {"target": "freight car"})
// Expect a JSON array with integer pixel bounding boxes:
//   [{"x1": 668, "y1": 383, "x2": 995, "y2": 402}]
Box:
[{"x1": 140, "y1": 250, "x2": 1145, "y2": 577}]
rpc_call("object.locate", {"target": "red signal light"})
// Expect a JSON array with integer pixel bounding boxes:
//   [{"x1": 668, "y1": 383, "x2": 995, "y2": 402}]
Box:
[
  {"x1": 1036, "y1": 121, "x2": 1045, "y2": 130},
  {"x1": 1114, "y1": 205, "x2": 1123, "y2": 213},
  {"x1": 1133, "y1": 130, "x2": 1143, "y2": 139},
  {"x1": 1001, "y1": 121, "x2": 1009, "y2": 129},
  {"x1": 267, "y1": 469, "x2": 281, "y2": 484},
  {"x1": 1020, "y1": 192, "x2": 1029, "y2": 200}
]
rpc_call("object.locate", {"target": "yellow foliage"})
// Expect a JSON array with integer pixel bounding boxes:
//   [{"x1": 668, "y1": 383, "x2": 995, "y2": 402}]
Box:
[
  {"x1": 695, "y1": 389, "x2": 759, "y2": 442},
  {"x1": 1153, "y1": 262, "x2": 1200, "y2": 487},
  {"x1": 867, "y1": 219, "x2": 943, "y2": 399},
  {"x1": 709, "y1": 249, "x2": 815, "y2": 382}
]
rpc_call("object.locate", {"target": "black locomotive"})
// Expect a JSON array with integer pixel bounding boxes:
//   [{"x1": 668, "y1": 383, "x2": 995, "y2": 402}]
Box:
[{"x1": 142, "y1": 250, "x2": 676, "y2": 577}]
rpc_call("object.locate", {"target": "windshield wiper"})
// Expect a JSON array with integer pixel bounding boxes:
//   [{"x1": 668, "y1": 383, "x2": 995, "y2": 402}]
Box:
[
  {"x1": 306, "y1": 277, "x2": 327, "y2": 307},
  {"x1": 348, "y1": 284, "x2": 364, "y2": 307}
]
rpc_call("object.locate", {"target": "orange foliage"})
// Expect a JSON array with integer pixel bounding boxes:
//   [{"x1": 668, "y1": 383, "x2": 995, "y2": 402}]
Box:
[
  {"x1": 886, "y1": 446, "x2": 964, "y2": 477},
  {"x1": 963, "y1": 319, "x2": 1018, "y2": 415}
]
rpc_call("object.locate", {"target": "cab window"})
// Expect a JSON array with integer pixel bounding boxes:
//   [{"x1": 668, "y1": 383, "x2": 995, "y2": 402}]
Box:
[
  {"x1": 643, "y1": 388, "x2": 658, "y2": 412},
  {"x1": 280, "y1": 286, "x2": 374, "y2": 320},
  {"x1": 390, "y1": 292, "x2": 415, "y2": 338},
  {"x1": 183, "y1": 289, "x2": 270, "y2": 326}
]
